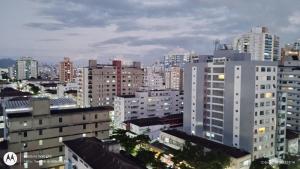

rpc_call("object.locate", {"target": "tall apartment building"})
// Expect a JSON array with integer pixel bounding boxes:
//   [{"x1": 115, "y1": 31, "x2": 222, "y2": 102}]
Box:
[
  {"x1": 2, "y1": 98, "x2": 112, "y2": 169},
  {"x1": 59, "y1": 57, "x2": 74, "y2": 83},
  {"x1": 144, "y1": 66, "x2": 165, "y2": 90},
  {"x1": 114, "y1": 89, "x2": 183, "y2": 128},
  {"x1": 164, "y1": 49, "x2": 200, "y2": 68},
  {"x1": 183, "y1": 50, "x2": 278, "y2": 160},
  {"x1": 77, "y1": 60, "x2": 144, "y2": 107},
  {"x1": 77, "y1": 67, "x2": 90, "y2": 108},
  {"x1": 233, "y1": 26, "x2": 280, "y2": 61},
  {"x1": 280, "y1": 40, "x2": 300, "y2": 63},
  {"x1": 165, "y1": 66, "x2": 183, "y2": 91},
  {"x1": 16, "y1": 57, "x2": 38, "y2": 80},
  {"x1": 278, "y1": 58, "x2": 300, "y2": 134}
]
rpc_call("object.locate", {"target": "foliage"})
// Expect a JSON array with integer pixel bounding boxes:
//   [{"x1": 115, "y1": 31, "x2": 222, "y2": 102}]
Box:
[
  {"x1": 110, "y1": 129, "x2": 136, "y2": 154},
  {"x1": 279, "y1": 154, "x2": 300, "y2": 169},
  {"x1": 28, "y1": 83, "x2": 40, "y2": 94},
  {"x1": 136, "y1": 148, "x2": 156, "y2": 165},
  {"x1": 172, "y1": 142, "x2": 231, "y2": 169},
  {"x1": 110, "y1": 129, "x2": 150, "y2": 154},
  {"x1": 136, "y1": 148, "x2": 167, "y2": 169},
  {"x1": 111, "y1": 129, "x2": 167, "y2": 168},
  {"x1": 250, "y1": 158, "x2": 273, "y2": 169}
]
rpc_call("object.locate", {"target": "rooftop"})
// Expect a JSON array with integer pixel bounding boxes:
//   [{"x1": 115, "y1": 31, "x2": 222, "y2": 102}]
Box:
[
  {"x1": 286, "y1": 129, "x2": 299, "y2": 140},
  {"x1": 4, "y1": 97, "x2": 77, "y2": 111},
  {"x1": 162, "y1": 130, "x2": 250, "y2": 158},
  {"x1": 40, "y1": 83, "x2": 58, "y2": 87},
  {"x1": 124, "y1": 113, "x2": 183, "y2": 127},
  {"x1": 118, "y1": 95, "x2": 136, "y2": 98},
  {"x1": 0, "y1": 87, "x2": 32, "y2": 97},
  {"x1": 63, "y1": 137, "x2": 146, "y2": 169}
]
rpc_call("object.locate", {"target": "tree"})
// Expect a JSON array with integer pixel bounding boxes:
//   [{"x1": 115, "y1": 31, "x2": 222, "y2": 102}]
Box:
[
  {"x1": 279, "y1": 154, "x2": 300, "y2": 169},
  {"x1": 110, "y1": 129, "x2": 136, "y2": 154},
  {"x1": 250, "y1": 158, "x2": 273, "y2": 169},
  {"x1": 28, "y1": 83, "x2": 40, "y2": 95},
  {"x1": 136, "y1": 148, "x2": 156, "y2": 166},
  {"x1": 172, "y1": 142, "x2": 230, "y2": 169},
  {"x1": 110, "y1": 129, "x2": 150, "y2": 154}
]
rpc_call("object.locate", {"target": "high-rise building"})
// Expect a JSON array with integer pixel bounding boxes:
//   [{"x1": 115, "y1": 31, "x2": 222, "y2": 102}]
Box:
[
  {"x1": 165, "y1": 66, "x2": 183, "y2": 91},
  {"x1": 233, "y1": 26, "x2": 280, "y2": 61},
  {"x1": 2, "y1": 97, "x2": 112, "y2": 169},
  {"x1": 114, "y1": 89, "x2": 183, "y2": 128},
  {"x1": 183, "y1": 49, "x2": 278, "y2": 160},
  {"x1": 280, "y1": 40, "x2": 300, "y2": 63},
  {"x1": 16, "y1": 57, "x2": 38, "y2": 80},
  {"x1": 278, "y1": 57, "x2": 300, "y2": 134},
  {"x1": 163, "y1": 49, "x2": 200, "y2": 68},
  {"x1": 164, "y1": 48, "x2": 190, "y2": 68},
  {"x1": 144, "y1": 66, "x2": 165, "y2": 90},
  {"x1": 77, "y1": 60, "x2": 144, "y2": 107},
  {"x1": 59, "y1": 57, "x2": 74, "y2": 83}
]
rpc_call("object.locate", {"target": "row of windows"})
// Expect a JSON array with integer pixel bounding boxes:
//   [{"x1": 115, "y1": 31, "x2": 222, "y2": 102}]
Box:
[
  {"x1": 256, "y1": 67, "x2": 276, "y2": 72},
  {"x1": 22, "y1": 114, "x2": 99, "y2": 127}
]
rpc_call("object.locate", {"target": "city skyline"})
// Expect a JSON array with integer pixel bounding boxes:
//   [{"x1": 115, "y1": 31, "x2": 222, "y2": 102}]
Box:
[{"x1": 1, "y1": 0, "x2": 300, "y2": 65}]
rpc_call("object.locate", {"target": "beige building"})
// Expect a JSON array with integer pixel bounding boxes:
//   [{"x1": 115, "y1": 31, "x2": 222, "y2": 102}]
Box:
[
  {"x1": 59, "y1": 57, "x2": 74, "y2": 83},
  {"x1": 159, "y1": 130, "x2": 252, "y2": 169},
  {"x1": 165, "y1": 66, "x2": 183, "y2": 91},
  {"x1": 3, "y1": 98, "x2": 112, "y2": 169},
  {"x1": 78, "y1": 60, "x2": 144, "y2": 107}
]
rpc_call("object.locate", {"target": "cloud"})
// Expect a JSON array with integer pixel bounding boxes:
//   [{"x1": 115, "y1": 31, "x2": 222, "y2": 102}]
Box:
[
  {"x1": 3, "y1": 0, "x2": 299, "y2": 63},
  {"x1": 39, "y1": 38, "x2": 62, "y2": 42},
  {"x1": 26, "y1": 22, "x2": 65, "y2": 30}
]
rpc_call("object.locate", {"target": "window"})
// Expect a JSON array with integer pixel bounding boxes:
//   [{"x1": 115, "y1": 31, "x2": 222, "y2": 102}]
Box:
[
  {"x1": 59, "y1": 137, "x2": 63, "y2": 143},
  {"x1": 39, "y1": 140, "x2": 43, "y2": 146},
  {"x1": 83, "y1": 115, "x2": 86, "y2": 120},
  {"x1": 39, "y1": 160, "x2": 43, "y2": 166},
  {"x1": 24, "y1": 162, "x2": 28, "y2": 169},
  {"x1": 59, "y1": 117, "x2": 63, "y2": 123},
  {"x1": 95, "y1": 114, "x2": 98, "y2": 119},
  {"x1": 59, "y1": 146, "x2": 63, "y2": 152},
  {"x1": 23, "y1": 121, "x2": 27, "y2": 127},
  {"x1": 24, "y1": 131, "x2": 27, "y2": 137},
  {"x1": 39, "y1": 119, "x2": 42, "y2": 125},
  {"x1": 83, "y1": 124, "x2": 86, "y2": 129},
  {"x1": 95, "y1": 123, "x2": 98, "y2": 128},
  {"x1": 39, "y1": 129, "x2": 43, "y2": 135},
  {"x1": 59, "y1": 127, "x2": 63, "y2": 133}
]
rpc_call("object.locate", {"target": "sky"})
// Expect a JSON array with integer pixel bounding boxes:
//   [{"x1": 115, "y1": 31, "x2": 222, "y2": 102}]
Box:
[{"x1": 1, "y1": 0, "x2": 300, "y2": 65}]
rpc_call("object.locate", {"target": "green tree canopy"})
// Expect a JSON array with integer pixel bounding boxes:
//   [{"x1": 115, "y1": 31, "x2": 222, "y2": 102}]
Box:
[{"x1": 250, "y1": 158, "x2": 273, "y2": 169}]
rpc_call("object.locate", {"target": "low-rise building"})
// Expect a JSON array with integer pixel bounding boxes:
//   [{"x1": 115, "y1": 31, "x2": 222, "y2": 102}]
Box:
[
  {"x1": 114, "y1": 89, "x2": 183, "y2": 128},
  {"x1": 159, "y1": 130, "x2": 252, "y2": 169},
  {"x1": 123, "y1": 114, "x2": 183, "y2": 140},
  {"x1": 2, "y1": 98, "x2": 112, "y2": 169},
  {"x1": 64, "y1": 137, "x2": 146, "y2": 169},
  {"x1": 285, "y1": 129, "x2": 299, "y2": 155}
]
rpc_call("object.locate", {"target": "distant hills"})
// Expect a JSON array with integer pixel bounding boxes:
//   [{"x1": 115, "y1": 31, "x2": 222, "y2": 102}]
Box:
[{"x1": 0, "y1": 58, "x2": 15, "y2": 68}]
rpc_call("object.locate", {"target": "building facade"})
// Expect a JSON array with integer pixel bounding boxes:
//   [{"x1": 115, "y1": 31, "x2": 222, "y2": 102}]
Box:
[
  {"x1": 64, "y1": 137, "x2": 145, "y2": 169},
  {"x1": 233, "y1": 27, "x2": 280, "y2": 61},
  {"x1": 114, "y1": 89, "x2": 183, "y2": 128},
  {"x1": 165, "y1": 66, "x2": 183, "y2": 91},
  {"x1": 59, "y1": 57, "x2": 74, "y2": 83},
  {"x1": 16, "y1": 57, "x2": 38, "y2": 80},
  {"x1": 2, "y1": 98, "x2": 112, "y2": 169},
  {"x1": 143, "y1": 66, "x2": 165, "y2": 90},
  {"x1": 77, "y1": 60, "x2": 144, "y2": 107},
  {"x1": 184, "y1": 50, "x2": 278, "y2": 160}
]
